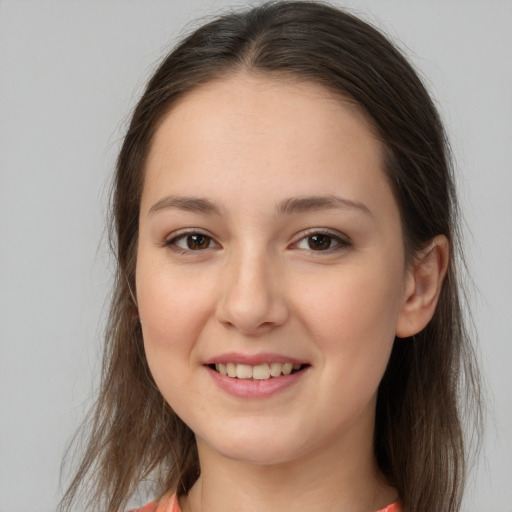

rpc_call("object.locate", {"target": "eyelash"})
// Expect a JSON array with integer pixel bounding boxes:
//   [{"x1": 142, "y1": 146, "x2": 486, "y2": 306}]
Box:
[
  {"x1": 290, "y1": 228, "x2": 351, "y2": 253},
  {"x1": 164, "y1": 228, "x2": 351, "y2": 255},
  {"x1": 165, "y1": 229, "x2": 220, "y2": 254}
]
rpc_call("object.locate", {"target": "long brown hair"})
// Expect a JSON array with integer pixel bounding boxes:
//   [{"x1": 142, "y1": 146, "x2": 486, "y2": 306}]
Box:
[{"x1": 60, "y1": 2, "x2": 482, "y2": 511}]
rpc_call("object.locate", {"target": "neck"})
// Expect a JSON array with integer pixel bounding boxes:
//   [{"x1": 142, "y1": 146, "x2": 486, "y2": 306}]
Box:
[{"x1": 181, "y1": 421, "x2": 396, "y2": 512}]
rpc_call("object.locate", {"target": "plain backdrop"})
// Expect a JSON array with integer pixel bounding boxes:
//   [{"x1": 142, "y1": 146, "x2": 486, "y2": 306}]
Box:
[{"x1": 0, "y1": 1, "x2": 511, "y2": 511}]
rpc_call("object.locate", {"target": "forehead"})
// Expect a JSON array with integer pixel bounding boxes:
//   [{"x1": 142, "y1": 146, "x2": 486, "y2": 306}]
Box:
[{"x1": 142, "y1": 73, "x2": 392, "y2": 216}]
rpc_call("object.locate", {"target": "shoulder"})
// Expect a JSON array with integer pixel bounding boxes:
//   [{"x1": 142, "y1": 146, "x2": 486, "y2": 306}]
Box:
[
  {"x1": 378, "y1": 501, "x2": 402, "y2": 512},
  {"x1": 128, "y1": 503, "x2": 158, "y2": 512},
  {"x1": 129, "y1": 494, "x2": 181, "y2": 512},
  {"x1": 132, "y1": 496, "x2": 399, "y2": 512}
]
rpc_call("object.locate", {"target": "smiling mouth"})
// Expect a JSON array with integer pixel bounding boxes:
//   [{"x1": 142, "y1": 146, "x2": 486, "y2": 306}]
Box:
[{"x1": 209, "y1": 362, "x2": 307, "y2": 380}]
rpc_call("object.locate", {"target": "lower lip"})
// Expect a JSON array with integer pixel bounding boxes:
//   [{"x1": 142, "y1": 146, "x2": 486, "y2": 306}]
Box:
[{"x1": 205, "y1": 366, "x2": 308, "y2": 399}]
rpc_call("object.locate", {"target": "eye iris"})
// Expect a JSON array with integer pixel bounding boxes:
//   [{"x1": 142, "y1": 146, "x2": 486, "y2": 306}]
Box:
[
  {"x1": 187, "y1": 234, "x2": 210, "y2": 250},
  {"x1": 308, "y1": 234, "x2": 331, "y2": 250}
]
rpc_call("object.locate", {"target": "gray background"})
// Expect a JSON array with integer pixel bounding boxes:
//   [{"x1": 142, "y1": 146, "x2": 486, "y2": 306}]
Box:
[{"x1": 0, "y1": 1, "x2": 510, "y2": 510}]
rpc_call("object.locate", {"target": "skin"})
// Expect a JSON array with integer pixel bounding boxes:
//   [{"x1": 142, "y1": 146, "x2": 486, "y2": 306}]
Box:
[{"x1": 136, "y1": 73, "x2": 448, "y2": 512}]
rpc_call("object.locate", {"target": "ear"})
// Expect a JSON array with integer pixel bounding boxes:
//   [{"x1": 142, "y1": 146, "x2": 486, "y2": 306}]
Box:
[{"x1": 395, "y1": 235, "x2": 450, "y2": 338}]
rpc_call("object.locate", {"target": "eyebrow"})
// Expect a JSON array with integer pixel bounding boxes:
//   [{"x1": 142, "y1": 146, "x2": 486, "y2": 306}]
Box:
[
  {"x1": 148, "y1": 195, "x2": 222, "y2": 216},
  {"x1": 277, "y1": 195, "x2": 372, "y2": 216},
  {"x1": 148, "y1": 194, "x2": 372, "y2": 217}
]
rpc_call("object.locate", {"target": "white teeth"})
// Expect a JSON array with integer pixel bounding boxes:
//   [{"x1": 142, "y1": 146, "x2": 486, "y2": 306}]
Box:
[
  {"x1": 236, "y1": 364, "x2": 253, "y2": 379},
  {"x1": 269, "y1": 362, "x2": 282, "y2": 377},
  {"x1": 282, "y1": 363, "x2": 293, "y2": 375},
  {"x1": 226, "y1": 362, "x2": 237, "y2": 378},
  {"x1": 252, "y1": 363, "x2": 271, "y2": 380},
  {"x1": 214, "y1": 362, "x2": 303, "y2": 380}
]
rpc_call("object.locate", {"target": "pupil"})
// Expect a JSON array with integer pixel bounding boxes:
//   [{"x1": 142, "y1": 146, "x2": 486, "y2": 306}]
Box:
[
  {"x1": 187, "y1": 234, "x2": 209, "y2": 250},
  {"x1": 308, "y1": 234, "x2": 331, "y2": 250}
]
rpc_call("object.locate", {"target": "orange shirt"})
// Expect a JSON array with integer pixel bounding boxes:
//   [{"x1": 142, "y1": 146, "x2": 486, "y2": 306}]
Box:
[{"x1": 132, "y1": 494, "x2": 401, "y2": 512}]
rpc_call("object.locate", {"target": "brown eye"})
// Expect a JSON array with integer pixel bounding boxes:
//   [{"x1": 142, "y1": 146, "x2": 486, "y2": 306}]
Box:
[
  {"x1": 293, "y1": 230, "x2": 349, "y2": 253},
  {"x1": 307, "y1": 234, "x2": 334, "y2": 250},
  {"x1": 186, "y1": 234, "x2": 212, "y2": 250},
  {"x1": 167, "y1": 232, "x2": 218, "y2": 252}
]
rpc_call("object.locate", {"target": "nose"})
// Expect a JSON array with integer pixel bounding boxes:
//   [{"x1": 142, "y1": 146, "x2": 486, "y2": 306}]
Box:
[{"x1": 215, "y1": 250, "x2": 289, "y2": 336}]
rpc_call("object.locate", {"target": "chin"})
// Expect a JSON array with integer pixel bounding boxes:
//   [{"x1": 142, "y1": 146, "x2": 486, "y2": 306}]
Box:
[
  {"x1": 219, "y1": 443, "x2": 295, "y2": 466},
  {"x1": 200, "y1": 423, "x2": 310, "y2": 466}
]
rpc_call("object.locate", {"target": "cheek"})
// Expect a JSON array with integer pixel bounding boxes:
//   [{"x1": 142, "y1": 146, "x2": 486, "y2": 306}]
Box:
[
  {"x1": 298, "y1": 265, "x2": 403, "y2": 430},
  {"x1": 136, "y1": 254, "x2": 215, "y2": 369},
  {"x1": 136, "y1": 264, "x2": 216, "y2": 421},
  {"x1": 295, "y1": 259, "x2": 404, "y2": 368}
]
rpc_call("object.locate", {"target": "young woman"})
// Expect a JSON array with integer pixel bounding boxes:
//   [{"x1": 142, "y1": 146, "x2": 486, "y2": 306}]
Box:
[{"x1": 60, "y1": 2, "x2": 482, "y2": 511}]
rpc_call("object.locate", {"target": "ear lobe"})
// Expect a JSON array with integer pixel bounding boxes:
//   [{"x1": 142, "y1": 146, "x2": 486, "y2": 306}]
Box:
[{"x1": 395, "y1": 235, "x2": 450, "y2": 338}]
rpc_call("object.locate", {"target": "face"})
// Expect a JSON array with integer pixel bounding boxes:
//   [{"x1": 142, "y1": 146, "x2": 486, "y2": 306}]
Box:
[{"x1": 136, "y1": 74, "x2": 411, "y2": 466}]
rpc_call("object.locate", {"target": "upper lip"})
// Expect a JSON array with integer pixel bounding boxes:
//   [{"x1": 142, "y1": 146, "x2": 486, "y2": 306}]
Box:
[{"x1": 203, "y1": 352, "x2": 308, "y2": 366}]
